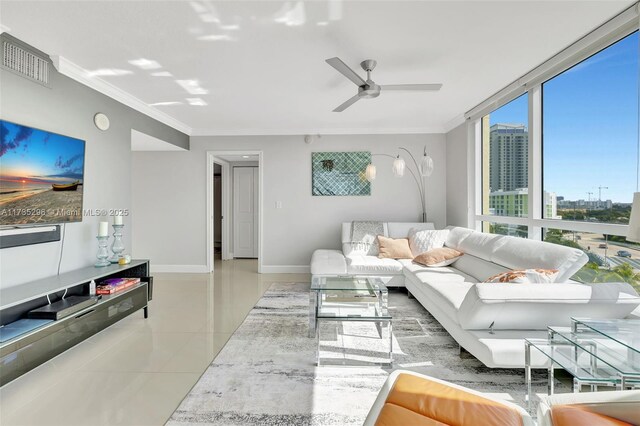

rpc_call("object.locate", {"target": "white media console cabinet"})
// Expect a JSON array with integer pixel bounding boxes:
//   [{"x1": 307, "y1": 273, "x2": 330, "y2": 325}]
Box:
[{"x1": 0, "y1": 259, "x2": 152, "y2": 386}]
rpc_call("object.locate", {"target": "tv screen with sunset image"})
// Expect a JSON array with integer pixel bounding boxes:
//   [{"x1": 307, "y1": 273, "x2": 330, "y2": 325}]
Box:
[{"x1": 1, "y1": 120, "x2": 85, "y2": 226}]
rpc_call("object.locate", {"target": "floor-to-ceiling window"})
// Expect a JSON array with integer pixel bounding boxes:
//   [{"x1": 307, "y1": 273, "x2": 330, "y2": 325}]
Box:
[
  {"x1": 475, "y1": 27, "x2": 639, "y2": 289},
  {"x1": 543, "y1": 32, "x2": 638, "y2": 226}
]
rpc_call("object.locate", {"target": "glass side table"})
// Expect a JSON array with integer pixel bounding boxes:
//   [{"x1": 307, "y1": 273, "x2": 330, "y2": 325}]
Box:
[
  {"x1": 310, "y1": 276, "x2": 392, "y2": 366},
  {"x1": 525, "y1": 318, "x2": 640, "y2": 412}
]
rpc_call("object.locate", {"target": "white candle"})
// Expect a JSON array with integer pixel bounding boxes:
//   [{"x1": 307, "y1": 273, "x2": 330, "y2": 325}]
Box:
[
  {"x1": 114, "y1": 215, "x2": 123, "y2": 225},
  {"x1": 98, "y1": 221, "x2": 109, "y2": 237}
]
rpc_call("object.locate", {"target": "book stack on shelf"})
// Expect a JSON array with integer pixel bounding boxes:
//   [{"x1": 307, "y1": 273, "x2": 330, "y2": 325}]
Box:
[{"x1": 96, "y1": 277, "x2": 141, "y2": 295}]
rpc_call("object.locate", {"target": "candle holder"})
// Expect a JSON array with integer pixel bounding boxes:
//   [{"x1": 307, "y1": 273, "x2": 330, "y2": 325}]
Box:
[
  {"x1": 95, "y1": 236, "x2": 110, "y2": 267},
  {"x1": 108, "y1": 224, "x2": 125, "y2": 263}
]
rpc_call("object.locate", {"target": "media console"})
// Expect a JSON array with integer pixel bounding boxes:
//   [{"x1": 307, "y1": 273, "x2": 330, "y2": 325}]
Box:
[{"x1": 0, "y1": 260, "x2": 152, "y2": 386}]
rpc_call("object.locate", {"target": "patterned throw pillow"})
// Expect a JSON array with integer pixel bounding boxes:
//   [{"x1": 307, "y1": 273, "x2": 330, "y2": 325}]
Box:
[
  {"x1": 413, "y1": 247, "x2": 464, "y2": 267},
  {"x1": 408, "y1": 228, "x2": 449, "y2": 257},
  {"x1": 483, "y1": 269, "x2": 559, "y2": 284}
]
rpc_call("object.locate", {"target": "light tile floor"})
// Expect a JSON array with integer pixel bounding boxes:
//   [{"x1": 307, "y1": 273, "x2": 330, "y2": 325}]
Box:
[{"x1": 0, "y1": 259, "x2": 310, "y2": 425}]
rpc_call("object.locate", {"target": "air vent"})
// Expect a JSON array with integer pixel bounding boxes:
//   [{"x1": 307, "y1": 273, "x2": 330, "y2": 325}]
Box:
[{"x1": 2, "y1": 40, "x2": 49, "y2": 85}]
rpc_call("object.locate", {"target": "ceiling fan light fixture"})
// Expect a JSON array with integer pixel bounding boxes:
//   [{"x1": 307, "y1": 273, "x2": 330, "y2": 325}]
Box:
[
  {"x1": 392, "y1": 156, "x2": 406, "y2": 177},
  {"x1": 326, "y1": 57, "x2": 442, "y2": 112}
]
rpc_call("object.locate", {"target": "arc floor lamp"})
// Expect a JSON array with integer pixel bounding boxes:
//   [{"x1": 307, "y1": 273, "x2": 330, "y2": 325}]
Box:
[{"x1": 365, "y1": 146, "x2": 434, "y2": 222}]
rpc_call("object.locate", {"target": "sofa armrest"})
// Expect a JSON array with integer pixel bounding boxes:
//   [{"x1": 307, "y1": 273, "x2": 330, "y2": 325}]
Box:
[
  {"x1": 537, "y1": 390, "x2": 640, "y2": 426},
  {"x1": 458, "y1": 282, "x2": 640, "y2": 330}
]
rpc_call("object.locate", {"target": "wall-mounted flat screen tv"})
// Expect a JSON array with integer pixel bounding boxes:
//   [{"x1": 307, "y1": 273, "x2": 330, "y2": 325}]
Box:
[{"x1": 1, "y1": 120, "x2": 85, "y2": 226}]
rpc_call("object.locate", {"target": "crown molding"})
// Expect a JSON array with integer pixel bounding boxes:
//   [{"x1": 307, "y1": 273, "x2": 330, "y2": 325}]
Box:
[
  {"x1": 51, "y1": 55, "x2": 192, "y2": 136},
  {"x1": 443, "y1": 113, "x2": 467, "y2": 133},
  {"x1": 190, "y1": 126, "x2": 446, "y2": 137}
]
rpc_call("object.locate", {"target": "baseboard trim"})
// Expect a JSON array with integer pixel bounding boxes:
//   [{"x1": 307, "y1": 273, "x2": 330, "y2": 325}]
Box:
[
  {"x1": 152, "y1": 264, "x2": 210, "y2": 273},
  {"x1": 260, "y1": 265, "x2": 310, "y2": 274}
]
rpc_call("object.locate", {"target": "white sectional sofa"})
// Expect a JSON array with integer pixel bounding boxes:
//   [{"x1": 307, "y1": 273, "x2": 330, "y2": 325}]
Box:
[
  {"x1": 310, "y1": 222, "x2": 436, "y2": 287},
  {"x1": 310, "y1": 223, "x2": 640, "y2": 368}
]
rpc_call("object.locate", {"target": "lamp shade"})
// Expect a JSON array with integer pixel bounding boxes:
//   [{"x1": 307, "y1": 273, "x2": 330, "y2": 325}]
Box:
[
  {"x1": 392, "y1": 156, "x2": 405, "y2": 177},
  {"x1": 365, "y1": 164, "x2": 377, "y2": 182},
  {"x1": 627, "y1": 192, "x2": 640, "y2": 242},
  {"x1": 419, "y1": 155, "x2": 434, "y2": 177}
]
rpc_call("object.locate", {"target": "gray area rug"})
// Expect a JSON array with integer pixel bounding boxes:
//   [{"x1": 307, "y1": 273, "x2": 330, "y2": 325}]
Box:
[{"x1": 168, "y1": 282, "x2": 561, "y2": 425}]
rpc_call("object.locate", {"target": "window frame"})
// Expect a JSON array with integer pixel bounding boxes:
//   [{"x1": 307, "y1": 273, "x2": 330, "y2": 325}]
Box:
[{"x1": 471, "y1": 23, "x2": 639, "y2": 240}]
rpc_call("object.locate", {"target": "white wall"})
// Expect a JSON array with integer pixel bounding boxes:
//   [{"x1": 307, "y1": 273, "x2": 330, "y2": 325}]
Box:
[
  {"x1": 132, "y1": 134, "x2": 446, "y2": 272},
  {"x1": 446, "y1": 122, "x2": 470, "y2": 227},
  {"x1": 0, "y1": 38, "x2": 188, "y2": 288}
]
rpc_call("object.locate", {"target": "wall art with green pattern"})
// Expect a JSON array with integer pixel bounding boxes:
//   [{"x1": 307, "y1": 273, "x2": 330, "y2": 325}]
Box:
[{"x1": 312, "y1": 151, "x2": 371, "y2": 196}]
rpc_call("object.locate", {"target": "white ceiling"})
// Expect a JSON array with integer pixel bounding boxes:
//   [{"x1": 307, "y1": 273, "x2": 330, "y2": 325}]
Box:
[{"x1": 1, "y1": 1, "x2": 634, "y2": 135}]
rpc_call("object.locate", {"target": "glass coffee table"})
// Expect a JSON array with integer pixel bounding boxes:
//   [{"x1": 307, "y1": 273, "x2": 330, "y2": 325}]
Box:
[
  {"x1": 525, "y1": 317, "x2": 640, "y2": 411},
  {"x1": 310, "y1": 276, "x2": 392, "y2": 365}
]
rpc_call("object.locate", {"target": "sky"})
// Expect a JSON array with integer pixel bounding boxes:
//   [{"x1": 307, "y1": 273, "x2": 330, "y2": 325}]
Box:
[
  {"x1": 490, "y1": 31, "x2": 639, "y2": 204},
  {"x1": 0, "y1": 121, "x2": 85, "y2": 187}
]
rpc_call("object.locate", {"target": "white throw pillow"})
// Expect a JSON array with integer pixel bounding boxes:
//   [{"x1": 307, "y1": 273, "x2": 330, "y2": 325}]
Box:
[{"x1": 408, "y1": 228, "x2": 449, "y2": 257}]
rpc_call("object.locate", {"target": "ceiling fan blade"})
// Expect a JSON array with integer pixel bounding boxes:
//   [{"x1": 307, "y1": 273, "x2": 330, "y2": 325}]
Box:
[
  {"x1": 381, "y1": 84, "x2": 443, "y2": 91},
  {"x1": 326, "y1": 57, "x2": 367, "y2": 87},
  {"x1": 333, "y1": 94, "x2": 361, "y2": 112}
]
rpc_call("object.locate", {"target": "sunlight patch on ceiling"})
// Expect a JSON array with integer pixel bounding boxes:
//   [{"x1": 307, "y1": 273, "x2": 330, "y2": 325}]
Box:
[
  {"x1": 86, "y1": 68, "x2": 133, "y2": 77},
  {"x1": 176, "y1": 79, "x2": 208, "y2": 95},
  {"x1": 274, "y1": 1, "x2": 306, "y2": 27},
  {"x1": 220, "y1": 24, "x2": 240, "y2": 31},
  {"x1": 129, "y1": 58, "x2": 162, "y2": 70},
  {"x1": 198, "y1": 34, "x2": 236, "y2": 42},
  {"x1": 149, "y1": 101, "x2": 182, "y2": 106},
  {"x1": 187, "y1": 97, "x2": 207, "y2": 106}
]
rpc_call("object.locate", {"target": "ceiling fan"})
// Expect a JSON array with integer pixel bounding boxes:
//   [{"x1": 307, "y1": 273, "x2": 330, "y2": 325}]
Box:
[{"x1": 326, "y1": 57, "x2": 442, "y2": 112}]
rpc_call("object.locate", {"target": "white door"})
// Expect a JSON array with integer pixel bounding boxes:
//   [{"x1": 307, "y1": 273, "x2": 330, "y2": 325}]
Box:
[{"x1": 233, "y1": 167, "x2": 258, "y2": 258}]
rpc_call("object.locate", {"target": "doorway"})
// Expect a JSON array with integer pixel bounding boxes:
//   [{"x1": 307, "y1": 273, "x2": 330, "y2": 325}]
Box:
[
  {"x1": 232, "y1": 166, "x2": 259, "y2": 258},
  {"x1": 206, "y1": 151, "x2": 263, "y2": 273},
  {"x1": 213, "y1": 163, "x2": 223, "y2": 259}
]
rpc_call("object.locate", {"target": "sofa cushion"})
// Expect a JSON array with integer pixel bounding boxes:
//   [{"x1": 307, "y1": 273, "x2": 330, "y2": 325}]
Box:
[
  {"x1": 491, "y1": 237, "x2": 588, "y2": 282},
  {"x1": 403, "y1": 263, "x2": 478, "y2": 285},
  {"x1": 413, "y1": 248, "x2": 463, "y2": 267},
  {"x1": 444, "y1": 226, "x2": 475, "y2": 250},
  {"x1": 537, "y1": 390, "x2": 640, "y2": 426},
  {"x1": 404, "y1": 265, "x2": 475, "y2": 322},
  {"x1": 310, "y1": 249, "x2": 347, "y2": 275},
  {"x1": 380, "y1": 373, "x2": 526, "y2": 426},
  {"x1": 377, "y1": 236, "x2": 414, "y2": 259},
  {"x1": 375, "y1": 403, "x2": 447, "y2": 426},
  {"x1": 550, "y1": 405, "x2": 633, "y2": 426},
  {"x1": 457, "y1": 282, "x2": 640, "y2": 330},
  {"x1": 342, "y1": 222, "x2": 435, "y2": 257},
  {"x1": 409, "y1": 229, "x2": 450, "y2": 256},
  {"x1": 346, "y1": 255, "x2": 403, "y2": 275},
  {"x1": 452, "y1": 254, "x2": 510, "y2": 282},
  {"x1": 445, "y1": 228, "x2": 505, "y2": 261},
  {"x1": 445, "y1": 227, "x2": 588, "y2": 283}
]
